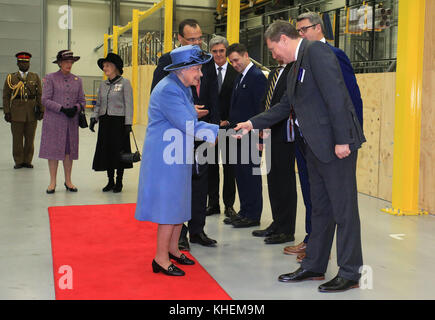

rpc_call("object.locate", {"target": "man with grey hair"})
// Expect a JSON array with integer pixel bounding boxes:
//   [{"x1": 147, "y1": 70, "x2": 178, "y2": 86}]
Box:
[
  {"x1": 205, "y1": 36, "x2": 239, "y2": 218},
  {"x1": 234, "y1": 19, "x2": 365, "y2": 293},
  {"x1": 283, "y1": 12, "x2": 364, "y2": 262}
]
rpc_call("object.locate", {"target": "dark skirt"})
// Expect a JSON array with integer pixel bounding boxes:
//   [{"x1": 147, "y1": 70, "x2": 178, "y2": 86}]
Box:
[{"x1": 92, "y1": 115, "x2": 133, "y2": 171}]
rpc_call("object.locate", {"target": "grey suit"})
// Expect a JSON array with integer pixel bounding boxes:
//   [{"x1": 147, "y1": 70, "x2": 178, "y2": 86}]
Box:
[{"x1": 250, "y1": 39, "x2": 365, "y2": 281}]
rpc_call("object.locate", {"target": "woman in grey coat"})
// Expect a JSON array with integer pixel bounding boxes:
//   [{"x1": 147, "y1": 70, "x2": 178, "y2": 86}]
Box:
[{"x1": 90, "y1": 53, "x2": 133, "y2": 193}]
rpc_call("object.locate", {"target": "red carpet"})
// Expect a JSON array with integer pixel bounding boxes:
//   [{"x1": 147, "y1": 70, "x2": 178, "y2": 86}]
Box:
[{"x1": 48, "y1": 203, "x2": 231, "y2": 300}]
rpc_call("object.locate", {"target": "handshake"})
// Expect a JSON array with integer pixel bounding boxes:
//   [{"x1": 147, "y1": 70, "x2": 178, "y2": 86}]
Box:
[{"x1": 60, "y1": 106, "x2": 77, "y2": 118}]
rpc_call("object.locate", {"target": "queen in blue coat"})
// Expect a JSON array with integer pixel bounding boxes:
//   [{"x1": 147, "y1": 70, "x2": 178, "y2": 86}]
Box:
[{"x1": 135, "y1": 45, "x2": 218, "y2": 276}]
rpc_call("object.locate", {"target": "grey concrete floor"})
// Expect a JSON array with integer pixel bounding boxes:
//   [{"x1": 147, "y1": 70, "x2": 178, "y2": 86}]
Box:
[{"x1": 0, "y1": 110, "x2": 434, "y2": 300}]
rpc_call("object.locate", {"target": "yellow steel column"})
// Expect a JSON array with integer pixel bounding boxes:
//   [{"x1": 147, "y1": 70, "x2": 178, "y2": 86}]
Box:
[
  {"x1": 227, "y1": 0, "x2": 240, "y2": 44},
  {"x1": 132, "y1": 9, "x2": 139, "y2": 125},
  {"x1": 382, "y1": 0, "x2": 428, "y2": 216},
  {"x1": 103, "y1": 34, "x2": 109, "y2": 80},
  {"x1": 164, "y1": 0, "x2": 173, "y2": 53},
  {"x1": 113, "y1": 25, "x2": 119, "y2": 54}
]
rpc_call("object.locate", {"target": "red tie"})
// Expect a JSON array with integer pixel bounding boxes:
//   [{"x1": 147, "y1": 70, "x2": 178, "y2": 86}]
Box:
[{"x1": 196, "y1": 80, "x2": 201, "y2": 97}]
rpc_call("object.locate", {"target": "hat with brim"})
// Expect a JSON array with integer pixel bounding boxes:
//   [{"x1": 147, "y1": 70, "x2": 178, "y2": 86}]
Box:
[
  {"x1": 97, "y1": 53, "x2": 124, "y2": 75},
  {"x1": 52, "y1": 50, "x2": 80, "y2": 64},
  {"x1": 163, "y1": 45, "x2": 212, "y2": 72}
]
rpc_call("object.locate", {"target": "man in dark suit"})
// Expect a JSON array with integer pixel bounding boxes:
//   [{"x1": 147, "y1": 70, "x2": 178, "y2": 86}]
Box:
[
  {"x1": 251, "y1": 60, "x2": 297, "y2": 244},
  {"x1": 150, "y1": 19, "x2": 218, "y2": 250},
  {"x1": 205, "y1": 36, "x2": 238, "y2": 218},
  {"x1": 284, "y1": 12, "x2": 364, "y2": 261},
  {"x1": 234, "y1": 20, "x2": 365, "y2": 292},
  {"x1": 225, "y1": 43, "x2": 267, "y2": 228}
]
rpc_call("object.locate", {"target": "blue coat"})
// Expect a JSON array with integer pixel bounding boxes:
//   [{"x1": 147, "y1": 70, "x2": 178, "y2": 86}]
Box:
[
  {"x1": 135, "y1": 73, "x2": 219, "y2": 224},
  {"x1": 327, "y1": 43, "x2": 363, "y2": 126}
]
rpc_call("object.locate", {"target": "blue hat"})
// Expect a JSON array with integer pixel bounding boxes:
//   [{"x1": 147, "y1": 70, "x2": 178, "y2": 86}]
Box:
[{"x1": 163, "y1": 45, "x2": 212, "y2": 71}]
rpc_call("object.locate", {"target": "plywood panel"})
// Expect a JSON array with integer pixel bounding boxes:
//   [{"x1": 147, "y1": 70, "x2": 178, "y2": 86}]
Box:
[
  {"x1": 355, "y1": 73, "x2": 382, "y2": 197},
  {"x1": 137, "y1": 65, "x2": 156, "y2": 126},
  {"x1": 122, "y1": 65, "x2": 156, "y2": 126},
  {"x1": 378, "y1": 73, "x2": 396, "y2": 202},
  {"x1": 419, "y1": 0, "x2": 435, "y2": 214}
]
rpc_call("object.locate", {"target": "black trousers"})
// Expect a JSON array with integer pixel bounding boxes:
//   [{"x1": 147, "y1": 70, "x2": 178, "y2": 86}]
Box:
[
  {"x1": 300, "y1": 144, "x2": 363, "y2": 281},
  {"x1": 181, "y1": 162, "x2": 209, "y2": 238},
  {"x1": 266, "y1": 134, "x2": 297, "y2": 235},
  {"x1": 233, "y1": 136, "x2": 262, "y2": 221},
  {"x1": 207, "y1": 137, "x2": 236, "y2": 208}
]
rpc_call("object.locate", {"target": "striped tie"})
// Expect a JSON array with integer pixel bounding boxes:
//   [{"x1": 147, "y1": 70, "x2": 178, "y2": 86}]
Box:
[{"x1": 264, "y1": 66, "x2": 283, "y2": 110}]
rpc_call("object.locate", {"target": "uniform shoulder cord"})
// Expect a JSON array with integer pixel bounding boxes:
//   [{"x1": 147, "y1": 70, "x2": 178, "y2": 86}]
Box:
[{"x1": 7, "y1": 73, "x2": 25, "y2": 101}]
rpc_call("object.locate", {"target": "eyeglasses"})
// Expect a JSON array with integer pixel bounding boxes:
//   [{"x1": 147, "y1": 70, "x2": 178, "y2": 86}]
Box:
[
  {"x1": 296, "y1": 24, "x2": 317, "y2": 34},
  {"x1": 181, "y1": 36, "x2": 204, "y2": 43},
  {"x1": 211, "y1": 49, "x2": 226, "y2": 54}
]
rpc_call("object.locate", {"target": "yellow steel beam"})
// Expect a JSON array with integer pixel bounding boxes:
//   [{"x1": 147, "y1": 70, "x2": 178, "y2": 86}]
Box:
[
  {"x1": 138, "y1": 0, "x2": 164, "y2": 22},
  {"x1": 132, "y1": 9, "x2": 139, "y2": 125},
  {"x1": 164, "y1": 0, "x2": 173, "y2": 53},
  {"x1": 382, "y1": 0, "x2": 428, "y2": 216},
  {"x1": 227, "y1": 0, "x2": 240, "y2": 44},
  {"x1": 113, "y1": 25, "x2": 119, "y2": 54},
  {"x1": 103, "y1": 33, "x2": 110, "y2": 80}
]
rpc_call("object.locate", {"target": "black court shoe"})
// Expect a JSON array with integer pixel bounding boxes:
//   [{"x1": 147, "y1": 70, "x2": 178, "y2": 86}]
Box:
[
  {"x1": 64, "y1": 182, "x2": 78, "y2": 192},
  {"x1": 46, "y1": 187, "x2": 56, "y2": 194},
  {"x1": 152, "y1": 260, "x2": 185, "y2": 276},
  {"x1": 169, "y1": 253, "x2": 195, "y2": 265}
]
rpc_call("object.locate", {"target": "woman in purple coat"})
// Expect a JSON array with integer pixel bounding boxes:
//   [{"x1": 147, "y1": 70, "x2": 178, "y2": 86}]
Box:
[{"x1": 39, "y1": 50, "x2": 86, "y2": 194}]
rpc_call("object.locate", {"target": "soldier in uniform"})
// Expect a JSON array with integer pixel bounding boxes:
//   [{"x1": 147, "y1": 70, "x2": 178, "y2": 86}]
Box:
[{"x1": 2, "y1": 52, "x2": 43, "y2": 169}]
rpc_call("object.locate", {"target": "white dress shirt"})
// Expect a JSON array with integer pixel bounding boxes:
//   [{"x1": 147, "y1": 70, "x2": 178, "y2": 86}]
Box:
[{"x1": 215, "y1": 61, "x2": 228, "y2": 80}]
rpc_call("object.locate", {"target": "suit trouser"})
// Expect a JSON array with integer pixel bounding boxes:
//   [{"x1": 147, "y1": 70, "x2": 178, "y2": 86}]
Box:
[
  {"x1": 294, "y1": 143, "x2": 312, "y2": 243},
  {"x1": 266, "y1": 135, "x2": 297, "y2": 235},
  {"x1": 233, "y1": 137, "x2": 262, "y2": 221},
  {"x1": 11, "y1": 121, "x2": 37, "y2": 165},
  {"x1": 300, "y1": 144, "x2": 363, "y2": 281},
  {"x1": 208, "y1": 137, "x2": 236, "y2": 208},
  {"x1": 181, "y1": 163, "x2": 209, "y2": 238}
]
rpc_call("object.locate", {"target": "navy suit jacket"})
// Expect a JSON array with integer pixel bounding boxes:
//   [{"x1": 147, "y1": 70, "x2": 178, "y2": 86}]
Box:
[
  {"x1": 150, "y1": 52, "x2": 218, "y2": 125},
  {"x1": 327, "y1": 43, "x2": 363, "y2": 126},
  {"x1": 229, "y1": 65, "x2": 267, "y2": 125}
]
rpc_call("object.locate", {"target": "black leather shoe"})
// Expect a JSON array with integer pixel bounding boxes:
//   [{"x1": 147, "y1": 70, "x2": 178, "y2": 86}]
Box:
[
  {"x1": 169, "y1": 252, "x2": 195, "y2": 265},
  {"x1": 178, "y1": 235, "x2": 190, "y2": 251},
  {"x1": 22, "y1": 163, "x2": 33, "y2": 168},
  {"x1": 232, "y1": 217, "x2": 260, "y2": 228},
  {"x1": 190, "y1": 232, "x2": 217, "y2": 247},
  {"x1": 278, "y1": 267, "x2": 325, "y2": 283},
  {"x1": 264, "y1": 233, "x2": 295, "y2": 244},
  {"x1": 224, "y1": 206, "x2": 237, "y2": 217},
  {"x1": 64, "y1": 182, "x2": 78, "y2": 192},
  {"x1": 318, "y1": 275, "x2": 359, "y2": 293},
  {"x1": 46, "y1": 188, "x2": 55, "y2": 194},
  {"x1": 152, "y1": 260, "x2": 185, "y2": 276},
  {"x1": 14, "y1": 164, "x2": 23, "y2": 169},
  {"x1": 223, "y1": 212, "x2": 243, "y2": 225},
  {"x1": 252, "y1": 223, "x2": 276, "y2": 237},
  {"x1": 206, "y1": 205, "x2": 220, "y2": 216}
]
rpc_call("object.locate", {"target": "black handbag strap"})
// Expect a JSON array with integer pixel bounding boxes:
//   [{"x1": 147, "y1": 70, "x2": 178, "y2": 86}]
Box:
[{"x1": 130, "y1": 130, "x2": 140, "y2": 153}]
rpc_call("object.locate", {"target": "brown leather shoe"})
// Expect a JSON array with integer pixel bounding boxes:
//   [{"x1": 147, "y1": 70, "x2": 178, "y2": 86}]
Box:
[
  {"x1": 283, "y1": 241, "x2": 306, "y2": 255},
  {"x1": 296, "y1": 252, "x2": 306, "y2": 263}
]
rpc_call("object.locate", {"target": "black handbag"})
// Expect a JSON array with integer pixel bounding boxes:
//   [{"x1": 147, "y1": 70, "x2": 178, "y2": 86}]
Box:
[
  {"x1": 79, "y1": 109, "x2": 88, "y2": 128},
  {"x1": 120, "y1": 130, "x2": 141, "y2": 163}
]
